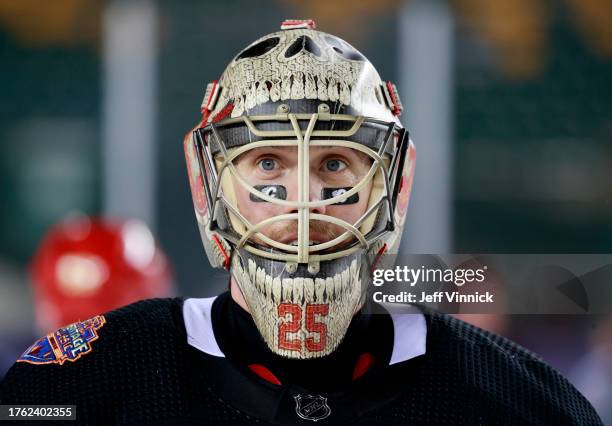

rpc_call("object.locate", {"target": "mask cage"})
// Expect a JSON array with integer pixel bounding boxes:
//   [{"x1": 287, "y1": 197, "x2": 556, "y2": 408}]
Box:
[{"x1": 192, "y1": 113, "x2": 409, "y2": 264}]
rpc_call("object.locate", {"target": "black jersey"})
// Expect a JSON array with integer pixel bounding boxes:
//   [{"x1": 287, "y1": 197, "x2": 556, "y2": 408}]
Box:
[{"x1": 0, "y1": 294, "x2": 602, "y2": 425}]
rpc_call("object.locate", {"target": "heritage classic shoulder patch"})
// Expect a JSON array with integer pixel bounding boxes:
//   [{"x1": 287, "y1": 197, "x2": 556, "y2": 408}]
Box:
[{"x1": 17, "y1": 315, "x2": 106, "y2": 365}]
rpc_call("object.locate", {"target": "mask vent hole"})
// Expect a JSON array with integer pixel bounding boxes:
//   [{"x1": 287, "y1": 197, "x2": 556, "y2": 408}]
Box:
[
  {"x1": 236, "y1": 37, "x2": 280, "y2": 60},
  {"x1": 284, "y1": 35, "x2": 322, "y2": 58},
  {"x1": 324, "y1": 35, "x2": 365, "y2": 61}
]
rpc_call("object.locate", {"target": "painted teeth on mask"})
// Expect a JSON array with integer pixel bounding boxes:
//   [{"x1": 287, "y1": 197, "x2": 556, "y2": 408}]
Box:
[
  {"x1": 315, "y1": 278, "x2": 325, "y2": 303},
  {"x1": 265, "y1": 274, "x2": 273, "y2": 300},
  {"x1": 303, "y1": 278, "x2": 314, "y2": 303},
  {"x1": 292, "y1": 277, "x2": 304, "y2": 304},
  {"x1": 273, "y1": 277, "x2": 282, "y2": 303},
  {"x1": 271, "y1": 277, "x2": 279, "y2": 301},
  {"x1": 350, "y1": 260, "x2": 358, "y2": 281},
  {"x1": 257, "y1": 267, "x2": 265, "y2": 292},
  {"x1": 282, "y1": 278, "x2": 293, "y2": 302},
  {"x1": 248, "y1": 259, "x2": 257, "y2": 284},
  {"x1": 326, "y1": 277, "x2": 335, "y2": 301},
  {"x1": 334, "y1": 272, "x2": 342, "y2": 300},
  {"x1": 241, "y1": 259, "x2": 360, "y2": 303},
  {"x1": 341, "y1": 268, "x2": 350, "y2": 298},
  {"x1": 232, "y1": 257, "x2": 362, "y2": 359}
]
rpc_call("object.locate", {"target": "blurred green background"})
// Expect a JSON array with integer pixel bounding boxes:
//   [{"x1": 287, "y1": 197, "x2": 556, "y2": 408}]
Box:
[{"x1": 1, "y1": 0, "x2": 610, "y2": 284}]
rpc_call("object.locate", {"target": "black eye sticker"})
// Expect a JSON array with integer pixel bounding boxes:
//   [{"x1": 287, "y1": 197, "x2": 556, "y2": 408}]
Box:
[
  {"x1": 235, "y1": 37, "x2": 280, "y2": 60},
  {"x1": 284, "y1": 35, "x2": 322, "y2": 58},
  {"x1": 322, "y1": 187, "x2": 359, "y2": 205},
  {"x1": 250, "y1": 185, "x2": 287, "y2": 202}
]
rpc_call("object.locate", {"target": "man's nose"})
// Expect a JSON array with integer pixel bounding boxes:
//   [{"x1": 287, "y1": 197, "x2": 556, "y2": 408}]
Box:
[{"x1": 282, "y1": 173, "x2": 327, "y2": 216}]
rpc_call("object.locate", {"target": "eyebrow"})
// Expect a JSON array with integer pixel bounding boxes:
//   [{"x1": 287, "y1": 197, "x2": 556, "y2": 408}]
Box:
[
  {"x1": 235, "y1": 145, "x2": 373, "y2": 164},
  {"x1": 252, "y1": 145, "x2": 371, "y2": 155}
]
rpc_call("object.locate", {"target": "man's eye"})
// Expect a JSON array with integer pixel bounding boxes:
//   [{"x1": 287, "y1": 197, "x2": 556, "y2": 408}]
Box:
[
  {"x1": 325, "y1": 159, "x2": 347, "y2": 172},
  {"x1": 258, "y1": 158, "x2": 277, "y2": 171}
]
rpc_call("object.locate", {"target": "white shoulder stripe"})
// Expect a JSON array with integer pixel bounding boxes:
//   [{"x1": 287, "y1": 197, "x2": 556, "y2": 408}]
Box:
[
  {"x1": 183, "y1": 297, "x2": 225, "y2": 358},
  {"x1": 183, "y1": 297, "x2": 426, "y2": 363},
  {"x1": 388, "y1": 305, "x2": 428, "y2": 365}
]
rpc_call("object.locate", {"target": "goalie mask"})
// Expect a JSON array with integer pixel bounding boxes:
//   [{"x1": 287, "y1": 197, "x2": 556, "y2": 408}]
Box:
[{"x1": 184, "y1": 20, "x2": 416, "y2": 359}]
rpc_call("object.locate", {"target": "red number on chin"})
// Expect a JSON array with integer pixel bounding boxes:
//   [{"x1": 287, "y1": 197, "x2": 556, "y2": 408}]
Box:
[
  {"x1": 278, "y1": 303, "x2": 301, "y2": 351},
  {"x1": 277, "y1": 303, "x2": 329, "y2": 352},
  {"x1": 305, "y1": 304, "x2": 329, "y2": 352}
]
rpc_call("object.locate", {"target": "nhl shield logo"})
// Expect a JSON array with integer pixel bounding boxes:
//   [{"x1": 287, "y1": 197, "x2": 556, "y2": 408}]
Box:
[{"x1": 294, "y1": 394, "x2": 331, "y2": 422}]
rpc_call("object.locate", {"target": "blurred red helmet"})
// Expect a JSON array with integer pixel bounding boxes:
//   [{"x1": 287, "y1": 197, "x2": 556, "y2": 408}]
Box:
[{"x1": 30, "y1": 216, "x2": 174, "y2": 333}]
